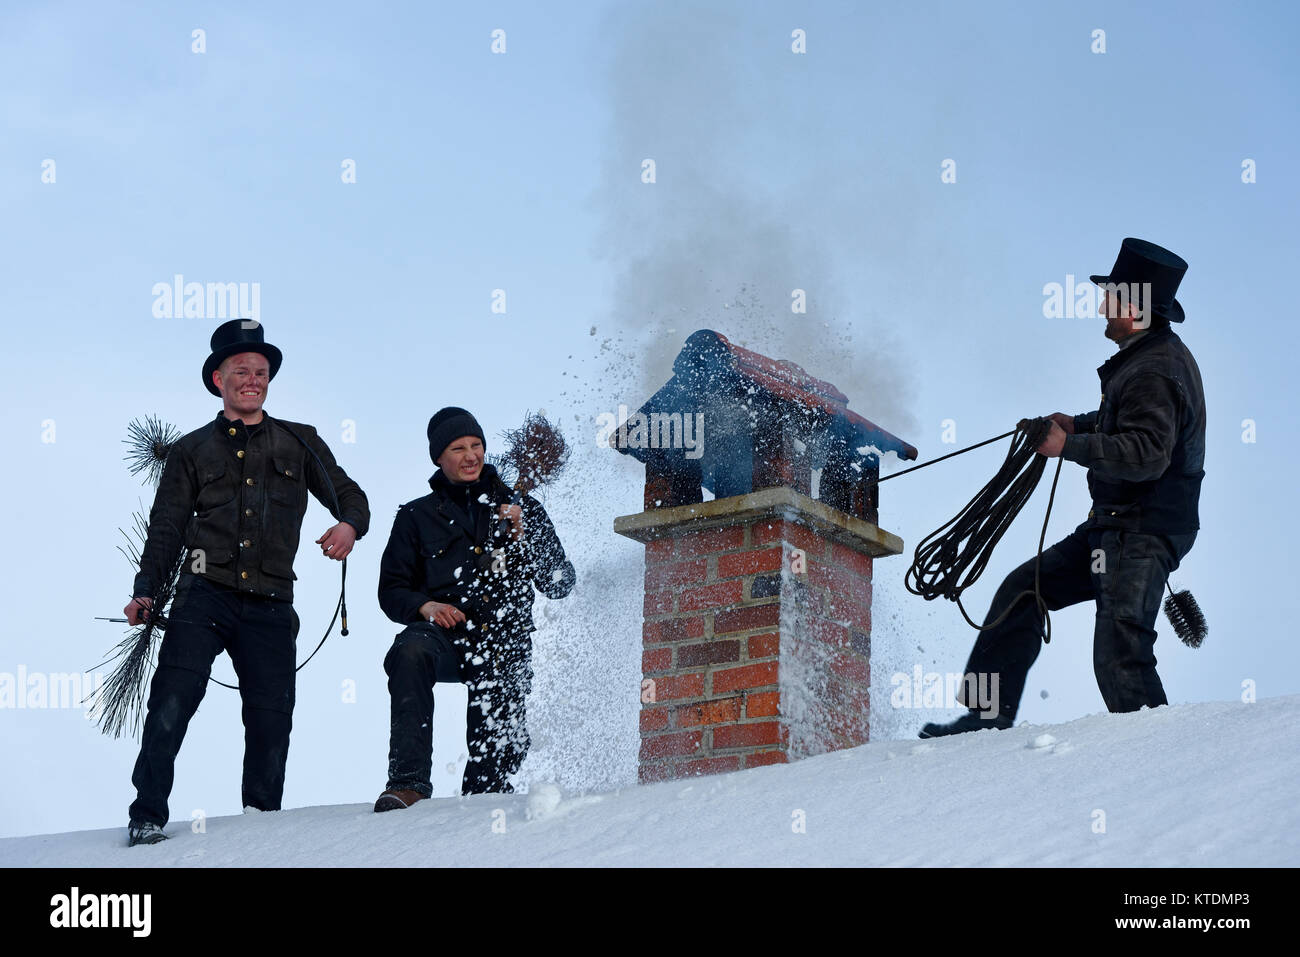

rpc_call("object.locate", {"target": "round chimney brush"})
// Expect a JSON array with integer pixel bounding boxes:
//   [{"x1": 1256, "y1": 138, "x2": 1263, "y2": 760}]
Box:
[
  {"x1": 492, "y1": 411, "x2": 571, "y2": 497},
  {"x1": 1164, "y1": 582, "x2": 1207, "y2": 648},
  {"x1": 124, "y1": 415, "x2": 180, "y2": 486}
]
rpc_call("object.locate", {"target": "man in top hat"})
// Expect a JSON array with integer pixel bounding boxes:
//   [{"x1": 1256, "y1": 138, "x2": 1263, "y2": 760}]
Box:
[
  {"x1": 921, "y1": 238, "x2": 1206, "y2": 737},
  {"x1": 123, "y1": 319, "x2": 370, "y2": 845},
  {"x1": 373, "y1": 407, "x2": 575, "y2": 809}
]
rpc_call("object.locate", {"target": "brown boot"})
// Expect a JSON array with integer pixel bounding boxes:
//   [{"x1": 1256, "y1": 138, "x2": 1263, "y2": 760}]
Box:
[{"x1": 374, "y1": 788, "x2": 429, "y2": 813}]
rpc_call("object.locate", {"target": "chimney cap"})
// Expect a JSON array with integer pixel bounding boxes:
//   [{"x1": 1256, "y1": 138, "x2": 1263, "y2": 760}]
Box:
[{"x1": 660, "y1": 329, "x2": 918, "y2": 461}]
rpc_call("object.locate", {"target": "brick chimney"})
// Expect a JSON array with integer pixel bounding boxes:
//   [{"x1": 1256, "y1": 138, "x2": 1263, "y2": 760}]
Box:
[{"x1": 613, "y1": 330, "x2": 917, "y2": 782}]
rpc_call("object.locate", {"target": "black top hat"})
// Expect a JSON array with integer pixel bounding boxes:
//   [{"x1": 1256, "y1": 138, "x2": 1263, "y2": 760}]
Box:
[
  {"x1": 201, "y1": 320, "x2": 283, "y2": 396},
  {"x1": 1090, "y1": 237, "x2": 1188, "y2": 323}
]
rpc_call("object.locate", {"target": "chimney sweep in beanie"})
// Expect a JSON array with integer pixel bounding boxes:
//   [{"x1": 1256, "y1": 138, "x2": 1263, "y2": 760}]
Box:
[
  {"x1": 375, "y1": 408, "x2": 576, "y2": 809},
  {"x1": 920, "y1": 238, "x2": 1206, "y2": 737},
  {"x1": 120, "y1": 320, "x2": 370, "y2": 845}
]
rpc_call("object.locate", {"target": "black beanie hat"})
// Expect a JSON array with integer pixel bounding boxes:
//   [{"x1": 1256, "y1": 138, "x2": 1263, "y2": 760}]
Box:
[{"x1": 427, "y1": 407, "x2": 485, "y2": 464}]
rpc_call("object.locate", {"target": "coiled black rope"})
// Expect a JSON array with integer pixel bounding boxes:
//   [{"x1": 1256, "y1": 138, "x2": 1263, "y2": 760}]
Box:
[
  {"x1": 872, "y1": 416, "x2": 1205, "y2": 648},
  {"x1": 903, "y1": 417, "x2": 1065, "y2": 642}
]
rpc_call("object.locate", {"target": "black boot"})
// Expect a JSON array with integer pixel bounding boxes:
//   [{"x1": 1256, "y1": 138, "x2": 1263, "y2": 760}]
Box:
[
  {"x1": 918, "y1": 709, "x2": 1014, "y2": 739},
  {"x1": 127, "y1": 821, "x2": 168, "y2": 846}
]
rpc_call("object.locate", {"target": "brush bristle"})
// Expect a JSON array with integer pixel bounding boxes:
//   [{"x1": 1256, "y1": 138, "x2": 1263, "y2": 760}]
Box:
[
  {"x1": 496, "y1": 412, "x2": 570, "y2": 495},
  {"x1": 1164, "y1": 588, "x2": 1207, "y2": 649},
  {"x1": 90, "y1": 512, "x2": 188, "y2": 738},
  {"x1": 125, "y1": 416, "x2": 180, "y2": 486}
]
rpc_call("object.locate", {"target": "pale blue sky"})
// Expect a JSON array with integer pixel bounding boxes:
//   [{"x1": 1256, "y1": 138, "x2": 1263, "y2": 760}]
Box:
[{"x1": 2, "y1": 1, "x2": 1297, "y2": 838}]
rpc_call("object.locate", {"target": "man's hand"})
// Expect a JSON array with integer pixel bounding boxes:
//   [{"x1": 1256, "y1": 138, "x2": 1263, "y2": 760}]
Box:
[
  {"x1": 316, "y1": 522, "x2": 357, "y2": 560},
  {"x1": 498, "y1": 504, "x2": 524, "y2": 542},
  {"x1": 419, "y1": 600, "x2": 467, "y2": 629},
  {"x1": 1036, "y1": 421, "x2": 1067, "y2": 457},
  {"x1": 124, "y1": 596, "x2": 153, "y2": 627},
  {"x1": 1047, "y1": 412, "x2": 1075, "y2": 435}
]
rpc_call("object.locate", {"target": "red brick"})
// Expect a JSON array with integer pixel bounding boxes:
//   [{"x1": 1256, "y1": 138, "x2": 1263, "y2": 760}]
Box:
[
  {"x1": 753, "y1": 520, "x2": 824, "y2": 555},
  {"x1": 673, "y1": 696, "x2": 743, "y2": 727},
  {"x1": 644, "y1": 589, "x2": 674, "y2": 616},
  {"x1": 807, "y1": 618, "x2": 850, "y2": 650},
  {"x1": 746, "y1": 690, "x2": 781, "y2": 718},
  {"x1": 807, "y1": 561, "x2": 857, "y2": 596},
  {"x1": 714, "y1": 602, "x2": 780, "y2": 635},
  {"x1": 823, "y1": 701, "x2": 869, "y2": 744},
  {"x1": 645, "y1": 538, "x2": 676, "y2": 566},
  {"x1": 678, "y1": 756, "x2": 741, "y2": 776},
  {"x1": 642, "y1": 648, "x2": 673, "y2": 673},
  {"x1": 744, "y1": 749, "x2": 788, "y2": 768},
  {"x1": 640, "y1": 707, "x2": 669, "y2": 732},
  {"x1": 746, "y1": 633, "x2": 780, "y2": 659},
  {"x1": 830, "y1": 543, "x2": 873, "y2": 578},
  {"x1": 829, "y1": 650, "x2": 870, "y2": 684},
  {"x1": 677, "y1": 525, "x2": 744, "y2": 556},
  {"x1": 823, "y1": 677, "x2": 852, "y2": 709},
  {"x1": 823, "y1": 681, "x2": 870, "y2": 723},
  {"x1": 645, "y1": 558, "x2": 708, "y2": 592},
  {"x1": 679, "y1": 579, "x2": 743, "y2": 612},
  {"x1": 651, "y1": 673, "x2": 706, "y2": 701},
  {"x1": 643, "y1": 616, "x2": 706, "y2": 644},
  {"x1": 840, "y1": 720, "x2": 870, "y2": 748},
  {"x1": 824, "y1": 596, "x2": 872, "y2": 633},
  {"x1": 716, "y1": 547, "x2": 783, "y2": 579},
  {"x1": 712, "y1": 661, "x2": 778, "y2": 694},
  {"x1": 639, "y1": 730, "x2": 702, "y2": 761},
  {"x1": 638, "y1": 762, "x2": 676, "y2": 784},
  {"x1": 714, "y1": 721, "x2": 782, "y2": 749},
  {"x1": 677, "y1": 640, "x2": 740, "y2": 667}
]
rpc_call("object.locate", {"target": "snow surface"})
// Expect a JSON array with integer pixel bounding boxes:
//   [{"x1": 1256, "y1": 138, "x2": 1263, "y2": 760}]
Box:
[{"x1": 4, "y1": 695, "x2": 1295, "y2": 867}]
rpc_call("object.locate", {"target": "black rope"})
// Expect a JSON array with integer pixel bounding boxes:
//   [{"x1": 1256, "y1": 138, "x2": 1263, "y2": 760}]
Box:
[
  {"x1": 868, "y1": 429, "x2": 1017, "y2": 487},
  {"x1": 902, "y1": 417, "x2": 1065, "y2": 642}
]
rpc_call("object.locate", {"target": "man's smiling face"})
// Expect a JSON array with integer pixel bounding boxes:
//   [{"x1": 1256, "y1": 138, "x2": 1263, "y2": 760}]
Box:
[{"x1": 214, "y1": 351, "x2": 270, "y2": 417}]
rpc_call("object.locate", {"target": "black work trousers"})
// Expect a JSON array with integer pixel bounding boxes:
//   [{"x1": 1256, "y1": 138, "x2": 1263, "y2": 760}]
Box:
[
  {"x1": 128, "y1": 574, "x2": 299, "y2": 826},
  {"x1": 961, "y1": 520, "x2": 1197, "y2": 719},
  {"x1": 383, "y1": 621, "x2": 532, "y2": 797}
]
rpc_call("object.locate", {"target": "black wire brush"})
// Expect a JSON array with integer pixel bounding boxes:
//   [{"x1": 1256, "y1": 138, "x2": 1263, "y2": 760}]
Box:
[
  {"x1": 87, "y1": 512, "x2": 188, "y2": 738},
  {"x1": 1164, "y1": 583, "x2": 1207, "y2": 648},
  {"x1": 124, "y1": 415, "x2": 180, "y2": 486}
]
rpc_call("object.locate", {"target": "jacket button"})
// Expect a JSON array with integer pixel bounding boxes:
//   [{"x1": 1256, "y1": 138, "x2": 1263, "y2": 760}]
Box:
[
  {"x1": 240, "y1": 571, "x2": 249, "y2": 580},
  {"x1": 246, "y1": 478, "x2": 255, "y2": 486},
  {"x1": 1088, "y1": 509, "x2": 1094, "y2": 518},
  {"x1": 285, "y1": 469, "x2": 293, "y2": 477},
  {"x1": 228, "y1": 427, "x2": 237, "y2": 436},
  {"x1": 474, "y1": 546, "x2": 483, "y2": 554},
  {"x1": 242, "y1": 539, "x2": 252, "y2": 547},
  {"x1": 245, "y1": 508, "x2": 254, "y2": 517},
  {"x1": 237, "y1": 450, "x2": 245, "y2": 459}
]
